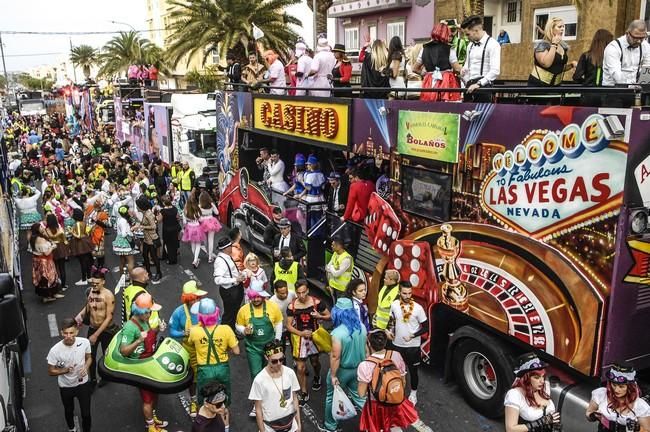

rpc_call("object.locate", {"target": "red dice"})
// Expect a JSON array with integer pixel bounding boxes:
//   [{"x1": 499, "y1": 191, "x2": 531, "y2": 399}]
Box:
[
  {"x1": 365, "y1": 192, "x2": 402, "y2": 255},
  {"x1": 387, "y1": 240, "x2": 437, "y2": 305}
]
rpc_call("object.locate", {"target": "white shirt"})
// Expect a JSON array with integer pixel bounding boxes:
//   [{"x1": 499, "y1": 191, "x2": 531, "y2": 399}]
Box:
[
  {"x1": 278, "y1": 233, "x2": 291, "y2": 250},
  {"x1": 389, "y1": 300, "x2": 427, "y2": 348},
  {"x1": 462, "y1": 33, "x2": 501, "y2": 86},
  {"x1": 603, "y1": 36, "x2": 650, "y2": 85},
  {"x1": 213, "y1": 252, "x2": 241, "y2": 288},
  {"x1": 296, "y1": 55, "x2": 313, "y2": 96},
  {"x1": 46, "y1": 337, "x2": 91, "y2": 388},
  {"x1": 116, "y1": 217, "x2": 133, "y2": 238},
  {"x1": 590, "y1": 387, "x2": 650, "y2": 425},
  {"x1": 14, "y1": 188, "x2": 41, "y2": 214},
  {"x1": 268, "y1": 59, "x2": 287, "y2": 95},
  {"x1": 309, "y1": 50, "x2": 336, "y2": 97},
  {"x1": 417, "y1": 46, "x2": 459, "y2": 70},
  {"x1": 268, "y1": 159, "x2": 288, "y2": 191},
  {"x1": 270, "y1": 291, "x2": 297, "y2": 327},
  {"x1": 504, "y1": 385, "x2": 556, "y2": 422},
  {"x1": 248, "y1": 366, "x2": 300, "y2": 432},
  {"x1": 333, "y1": 186, "x2": 340, "y2": 210},
  {"x1": 101, "y1": 179, "x2": 111, "y2": 193}
]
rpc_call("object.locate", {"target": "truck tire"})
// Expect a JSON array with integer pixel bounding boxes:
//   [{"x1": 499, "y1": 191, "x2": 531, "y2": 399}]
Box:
[{"x1": 451, "y1": 336, "x2": 514, "y2": 418}]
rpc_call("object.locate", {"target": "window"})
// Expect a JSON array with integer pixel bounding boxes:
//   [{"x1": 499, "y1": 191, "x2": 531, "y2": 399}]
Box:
[
  {"x1": 211, "y1": 50, "x2": 220, "y2": 65},
  {"x1": 533, "y1": 6, "x2": 578, "y2": 41},
  {"x1": 503, "y1": 0, "x2": 521, "y2": 23},
  {"x1": 344, "y1": 27, "x2": 359, "y2": 51},
  {"x1": 368, "y1": 25, "x2": 377, "y2": 44},
  {"x1": 387, "y1": 21, "x2": 405, "y2": 43}
]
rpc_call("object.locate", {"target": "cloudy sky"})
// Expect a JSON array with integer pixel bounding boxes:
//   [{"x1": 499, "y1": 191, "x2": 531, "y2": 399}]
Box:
[{"x1": 1, "y1": 0, "x2": 319, "y2": 73}]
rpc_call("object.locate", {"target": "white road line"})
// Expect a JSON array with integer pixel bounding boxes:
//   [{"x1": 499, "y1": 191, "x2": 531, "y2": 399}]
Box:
[
  {"x1": 114, "y1": 273, "x2": 126, "y2": 294},
  {"x1": 301, "y1": 403, "x2": 327, "y2": 431},
  {"x1": 47, "y1": 313, "x2": 58, "y2": 337},
  {"x1": 181, "y1": 266, "x2": 203, "y2": 286}
]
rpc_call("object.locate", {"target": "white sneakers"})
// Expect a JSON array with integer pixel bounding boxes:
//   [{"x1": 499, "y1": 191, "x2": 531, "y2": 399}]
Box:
[
  {"x1": 249, "y1": 405, "x2": 256, "y2": 417},
  {"x1": 408, "y1": 390, "x2": 418, "y2": 406},
  {"x1": 75, "y1": 279, "x2": 88, "y2": 286}
]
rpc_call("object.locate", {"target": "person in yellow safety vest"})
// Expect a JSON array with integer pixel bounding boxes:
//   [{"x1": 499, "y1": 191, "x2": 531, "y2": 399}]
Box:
[
  {"x1": 326, "y1": 237, "x2": 354, "y2": 301},
  {"x1": 11, "y1": 176, "x2": 24, "y2": 196},
  {"x1": 122, "y1": 267, "x2": 161, "y2": 329},
  {"x1": 180, "y1": 162, "x2": 195, "y2": 192},
  {"x1": 372, "y1": 269, "x2": 401, "y2": 329},
  {"x1": 273, "y1": 247, "x2": 306, "y2": 292},
  {"x1": 170, "y1": 162, "x2": 181, "y2": 182}
]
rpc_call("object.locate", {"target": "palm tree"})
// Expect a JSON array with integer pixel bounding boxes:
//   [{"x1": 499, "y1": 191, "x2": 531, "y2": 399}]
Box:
[
  {"x1": 165, "y1": 0, "x2": 302, "y2": 67},
  {"x1": 70, "y1": 45, "x2": 99, "y2": 79},
  {"x1": 307, "y1": 0, "x2": 331, "y2": 38},
  {"x1": 98, "y1": 31, "x2": 158, "y2": 78}
]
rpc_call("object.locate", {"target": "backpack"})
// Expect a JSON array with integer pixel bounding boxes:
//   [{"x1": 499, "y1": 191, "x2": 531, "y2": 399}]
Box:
[{"x1": 367, "y1": 350, "x2": 406, "y2": 405}]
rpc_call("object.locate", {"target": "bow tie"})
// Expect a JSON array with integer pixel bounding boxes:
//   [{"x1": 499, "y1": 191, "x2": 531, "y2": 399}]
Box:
[
  {"x1": 627, "y1": 45, "x2": 638, "y2": 50},
  {"x1": 472, "y1": 41, "x2": 482, "y2": 47}
]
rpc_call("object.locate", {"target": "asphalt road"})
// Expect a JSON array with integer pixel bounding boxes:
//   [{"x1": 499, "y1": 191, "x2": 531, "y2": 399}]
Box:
[{"x1": 20, "y1": 231, "x2": 504, "y2": 432}]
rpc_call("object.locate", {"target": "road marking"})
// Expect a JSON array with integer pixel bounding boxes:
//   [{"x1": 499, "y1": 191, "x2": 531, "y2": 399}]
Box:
[
  {"x1": 178, "y1": 393, "x2": 192, "y2": 417},
  {"x1": 114, "y1": 273, "x2": 127, "y2": 294},
  {"x1": 181, "y1": 266, "x2": 203, "y2": 287},
  {"x1": 301, "y1": 403, "x2": 328, "y2": 431},
  {"x1": 47, "y1": 314, "x2": 58, "y2": 338}
]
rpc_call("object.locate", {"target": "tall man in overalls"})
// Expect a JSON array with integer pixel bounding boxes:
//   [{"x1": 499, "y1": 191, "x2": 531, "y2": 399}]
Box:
[{"x1": 236, "y1": 289, "x2": 284, "y2": 417}]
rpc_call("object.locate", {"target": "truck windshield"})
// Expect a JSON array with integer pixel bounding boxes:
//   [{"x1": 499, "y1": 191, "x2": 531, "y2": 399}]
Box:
[{"x1": 188, "y1": 130, "x2": 217, "y2": 159}]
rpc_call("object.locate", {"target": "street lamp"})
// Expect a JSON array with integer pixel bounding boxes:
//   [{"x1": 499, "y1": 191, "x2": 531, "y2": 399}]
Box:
[{"x1": 110, "y1": 20, "x2": 137, "y2": 32}]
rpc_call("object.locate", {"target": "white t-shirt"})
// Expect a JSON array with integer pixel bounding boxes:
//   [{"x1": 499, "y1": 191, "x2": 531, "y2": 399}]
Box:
[
  {"x1": 268, "y1": 59, "x2": 287, "y2": 95},
  {"x1": 390, "y1": 300, "x2": 427, "y2": 348},
  {"x1": 504, "y1": 385, "x2": 556, "y2": 422},
  {"x1": 46, "y1": 337, "x2": 91, "y2": 388},
  {"x1": 271, "y1": 291, "x2": 297, "y2": 326},
  {"x1": 591, "y1": 387, "x2": 650, "y2": 425},
  {"x1": 248, "y1": 366, "x2": 300, "y2": 432}
]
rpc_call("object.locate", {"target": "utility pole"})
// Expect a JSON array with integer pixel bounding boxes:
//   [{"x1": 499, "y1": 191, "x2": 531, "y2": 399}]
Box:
[
  {"x1": 69, "y1": 37, "x2": 78, "y2": 83},
  {"x1": 313, "y1": 0, "x2": 318, "y2": 49},
  {"x1": 0, "y1": 32, "x2": 9, "y2": 96}
]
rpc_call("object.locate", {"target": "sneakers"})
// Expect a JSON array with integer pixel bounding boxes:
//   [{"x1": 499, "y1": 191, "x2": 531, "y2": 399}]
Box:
[
  {"x1": 411, "y1": 419, "x2": 433, "y2": 432},
  {"x1": 311, "y1": 376, "x2": 322, "y2": 391},
  {"x1": 190, "y1": 400, "x2": 198, "y2": 418},
  {"x1": 61, "y1": 285, "x2": 68, "y2": 292},
  {"x1": 408, "y1": 391, "x2": 418, "y2": 406},
  {"x1": 297, "y1": 391, "x2": 309, "y2": 406},
  {"x1": 249, "y1": 405, "x2": 256, "y2": 417},
  {"x1": 151, "y1": 274, "x2": 162, "y2": 284},
  {"x1": 153, "y1": 414, "x2": 168, "y2": 428},
  {"x1": 75, "y1": 279, "x2": 87, "y2": 286},
  {"x1": 42, "y1": 297, "x2": 57, "y2": 304},
  {"x1": 146, "y1": 424, "x2": 167, "y2": 432},
  {"x1": 53, "y1": 293, "x2": 65, "y2": 299}
]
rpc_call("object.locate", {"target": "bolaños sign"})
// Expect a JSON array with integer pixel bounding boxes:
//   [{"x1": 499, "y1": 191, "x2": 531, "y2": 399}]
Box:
[
  {"x1": 397, "y1": 110, "x2": 460, "y2": 163},
  {"x1": 480, "y1": 114, "x2": 627, "y2": 240}
]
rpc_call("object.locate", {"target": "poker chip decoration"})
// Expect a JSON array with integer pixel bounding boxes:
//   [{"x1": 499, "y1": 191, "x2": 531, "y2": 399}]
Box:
[
  {"x1": 365, "y1": 192, "x2": 402, "y2": 255},
  {"x1": 388, "y1": 240, "x2": 437, "y2": 304}
]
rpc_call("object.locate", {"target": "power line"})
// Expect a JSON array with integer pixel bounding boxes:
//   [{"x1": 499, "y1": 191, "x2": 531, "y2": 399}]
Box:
[
  {"x1": 0, "y1": 29, "x2": 167, "y2": 36},
  {"x1": 4, "y1": 52, "x2": 65, "y2": 57}
]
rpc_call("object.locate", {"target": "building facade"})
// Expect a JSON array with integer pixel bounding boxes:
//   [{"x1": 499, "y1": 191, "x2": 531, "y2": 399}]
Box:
[{"x1": 435, "y1": 0, "x2": 650, "y2": 80}]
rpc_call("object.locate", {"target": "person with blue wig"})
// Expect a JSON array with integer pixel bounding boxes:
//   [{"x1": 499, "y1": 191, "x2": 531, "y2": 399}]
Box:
[{"x1": 323, "y1": 297, "x2": 367, "y2": 431}]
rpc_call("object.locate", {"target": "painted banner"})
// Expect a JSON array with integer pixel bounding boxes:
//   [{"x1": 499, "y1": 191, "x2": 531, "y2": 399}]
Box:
[
  {"x1": 479, "y1": 113, "x2": 627, "y2": 240},
  {"x1": 397, "y1": 110, "x2": 460, "y2": 162},
  {"x1": 252, "y1": 96, "x2": 350, "y2": 147}
]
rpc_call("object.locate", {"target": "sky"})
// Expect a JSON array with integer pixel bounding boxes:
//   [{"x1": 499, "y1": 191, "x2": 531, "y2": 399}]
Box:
[{"x1": 0, "y1": 0, "x2": 324, "y2": 73}]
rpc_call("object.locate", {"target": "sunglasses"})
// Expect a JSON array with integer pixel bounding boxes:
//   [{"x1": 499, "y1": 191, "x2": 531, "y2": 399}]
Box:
[
  {"x1": 206, "y1": 399, "x2": 225, "y2": 408},
  {"x1": 269, "y1": 356, "x2": 285, "y2": 365},
  {"x1": 607, "y1": 371, "x2": 634, "y2": 383}
]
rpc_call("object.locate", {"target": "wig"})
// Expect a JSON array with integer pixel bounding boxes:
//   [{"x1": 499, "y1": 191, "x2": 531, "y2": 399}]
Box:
[
  {"x1": 181, "y1": 293, "x2": 199, "y2": 305},
  {"x1": 131, "y1": 303, "x2": 150, "y2": 316},
  {"x1": 246, "y1": 288, "x2": 264, "y2": 301},
  {"x1": 431, "y1": 23, "x2": 452, "y2": 44},
  {"x1": 511, "y1": 370, "x2": 550, "y2": 408},
  {"x1": 199, "y1": 308, "x2": 221, "y2": 327},
  {"x1": 331, "y1": 306, "x2": 362, "y2": 333},
  {"x1": 606, "y1": 380, "x2": 641, "y2": 413}
]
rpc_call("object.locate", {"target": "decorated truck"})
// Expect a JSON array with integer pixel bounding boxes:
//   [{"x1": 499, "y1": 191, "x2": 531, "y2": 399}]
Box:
[{"x1": 214, "y1": 90, "x2": 650, "y2": 429}]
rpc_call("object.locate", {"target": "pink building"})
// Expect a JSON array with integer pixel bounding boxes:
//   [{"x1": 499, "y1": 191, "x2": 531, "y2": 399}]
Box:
[{"x1": 329, "y1": 0, "x2": 436, "y2": 73}]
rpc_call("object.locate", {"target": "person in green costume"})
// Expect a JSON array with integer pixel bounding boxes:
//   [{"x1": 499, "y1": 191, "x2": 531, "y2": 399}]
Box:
[
  {"x1": 236, "y1": 288, "x2": 284, "y2": 417},
  {"x1": 323, "y1": 297, "x2": 367, "y2": 432}
]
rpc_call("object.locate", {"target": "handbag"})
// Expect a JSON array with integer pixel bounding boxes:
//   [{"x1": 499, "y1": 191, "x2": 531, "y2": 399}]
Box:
[{"x1": 312, "y1": 326, "x2": 332, "y2": 353}]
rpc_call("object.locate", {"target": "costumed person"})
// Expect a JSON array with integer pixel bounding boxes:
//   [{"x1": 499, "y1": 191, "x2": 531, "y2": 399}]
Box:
[
  {"x1": 168, "y1": 280, "x2": 208, "y2": 417},
  {"x1": 44, "y1": 213, "x2": 70, "y2": 292},
  {"x1": 585, "y1": 363, "x2": 650, "y2": 432},
  {"x1": 326, "y1": 237, "x2": 354, "y2": 301},
  {"x1": 136, "y1": 196, "x2": 162, "y2": 283},
  {"x1": 236, "y1": 289, "x2": 284, "y2": 417},
  {"x1": 15, "y1": 185, "x2": 41, "y2": 232},
  {"x1": 31, "y1": 223, "x2": 64, "y2": 303},
  {"x1": 86, "y1": 198, "x2": 109, "y2": 268},
  {"x1": 413, "y1": 22, "x2": 462, "y2": 101},
  {"x1": 228, "y1": 228, "x2": 246, "y2": 271},
  {"x1": 283, "y1": 154, "x2": 306, "y2": 197},
  {"x1": 187, "y1": 298, "x2": 240, "y2": 415},
  {"x1": 285, "y1": 280, "x2": 330, "y2": 404},
  {"x1": 298, "y1": 155, "x2": 327, "y2": 229},
  {"x1": 323, "y1": 297, "x2": 367, "y2": 432},
  {"x1": 273, "y1": 247, "x2": 306, "y2": 293},
  {"x1": 213, "y1": 237, "x2": 247, "y2": 330},
  {"x1": 244, "y1": 252, "x2": 269, "y2": 295},
  {"x1": 266, "y1": 149, "x2": 289, "y2": 194},
  {"x1": 192, "y1": 381, "x2": 228, "y2": 432},
  {"x1": 357, "y1": 329, "x2": 431, "y2": 432},
  {"x1": 119, "y1": 293, "x2": 169, "y2": 432},
  {"x1": 460, "y1": 15, "x2": 501, "y2": 102},
  {"x1": 331, "y1": 44, "x2": 352, "y2": 97},
  {"x1": 199, "y1": 191, "x2": 222, "y2": 263},
  {"x1": 504, "y1": 353, "x2": 561, "y2": 432},
  {"x1": 184, "y1": 195, "x2": 206, "y2": 269},
  {"x1": 68, "y1": 208, "x2": 94, "y2": 287},
  {"x1": 113, "y1": 205, "x2": 137, "y2": 276},
  {"x1": 294, "y1": 41, "x2": 312, "y2": 96},
  {"x1": 309, "y1": 35, "x2": 336, "y2": 97},
  {"x1": 372, "y1": 270, "x2": 401, "y2": 329},
  {"x1": 248, "y1": 340, "x2": 302, "y2": 432},
  {"x1": 346, "y1": 278, "x2": 370, "y2": 332},
  {"x1": 528, "y1": 17, "x2": 576, "y2": 87},
  {"x1": 270, "y1": 280, "x2": 296, "y2": 356},
  {"x1": 160, "y1": 195, "x2": 181, "y2": 264}
]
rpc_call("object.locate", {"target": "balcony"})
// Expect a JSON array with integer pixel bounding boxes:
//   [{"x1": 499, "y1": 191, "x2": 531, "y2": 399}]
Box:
[{"x1": 328, "y1": 0, "x2": 412, "y2": 18}]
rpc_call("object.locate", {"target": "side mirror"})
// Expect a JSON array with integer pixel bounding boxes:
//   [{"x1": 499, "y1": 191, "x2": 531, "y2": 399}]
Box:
[{"x1": 0, "y1": 274, "x2": 25, "y2": 346}]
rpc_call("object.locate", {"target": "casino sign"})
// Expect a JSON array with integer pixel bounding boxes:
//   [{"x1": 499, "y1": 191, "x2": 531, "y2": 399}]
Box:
[{"x1": 479, "y1": 114, "x2": 628, "y2": 240}]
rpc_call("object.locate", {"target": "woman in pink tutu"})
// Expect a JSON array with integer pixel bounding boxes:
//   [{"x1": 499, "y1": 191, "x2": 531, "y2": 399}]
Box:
[
  {"x1": 198, "y1": 191, "x2": 222, "y2": 263},
  {"x1": 182, "y1": 195, "x2": 206, "y2": 268}
]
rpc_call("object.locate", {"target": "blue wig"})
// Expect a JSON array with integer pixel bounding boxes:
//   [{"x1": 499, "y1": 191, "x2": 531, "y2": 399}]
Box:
[
  {"x1": 131, "y1": 303, "x2": 150, "y2": 316},
  {"x1": 331, "y1": 306, "x2": 362, "y2": 333}
]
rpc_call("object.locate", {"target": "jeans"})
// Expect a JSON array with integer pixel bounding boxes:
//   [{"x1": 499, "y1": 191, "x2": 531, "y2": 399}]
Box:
[{"x1": 59, "y1": 382, "x2": 92, "y2": 432}]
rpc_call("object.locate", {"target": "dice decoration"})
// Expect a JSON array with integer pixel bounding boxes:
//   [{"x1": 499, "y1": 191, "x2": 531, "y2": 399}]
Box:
[
  {"x1": 387, "y1": 240, "x2": 437, "y2": 305},
  {"x1": 365, "y1": 192, "x2": 402, "y2": 255}
]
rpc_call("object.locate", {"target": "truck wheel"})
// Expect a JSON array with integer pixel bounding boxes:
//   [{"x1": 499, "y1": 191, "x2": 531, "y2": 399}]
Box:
[{"x1": 451, "y1": 337, "x2": 513, "y2": 418}]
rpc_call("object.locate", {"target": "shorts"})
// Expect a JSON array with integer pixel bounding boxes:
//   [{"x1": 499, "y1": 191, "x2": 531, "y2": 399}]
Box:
[
  {"x1": 394, "y1": 345, "x2": 421, "y2": 367},
  {"x1": 139, "y1": 388, "x2": 157, "y2": 404}
]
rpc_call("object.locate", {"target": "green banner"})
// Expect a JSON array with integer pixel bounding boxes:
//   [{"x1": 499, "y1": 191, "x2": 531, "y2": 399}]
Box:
[{"x1": 397, "y1": 110, "x2": 460, "y2": 163}]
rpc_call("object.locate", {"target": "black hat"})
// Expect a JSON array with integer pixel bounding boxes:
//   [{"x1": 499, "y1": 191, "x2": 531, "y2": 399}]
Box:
[
  {"x1": 217, "y1": 237, "x2": 232, "y2": 250},
  {"x1": 606, "y1": 363, "x2": 637, "y2": 383},
  {"x1": 461, "y1": 15, "x2": 483, "y2": 29},
  {"x1": 513, "y1": 352, "x2": 548, "y2": 377},
  {"x1": 332, "y1": 44, "x2": 346, "y2": 53}
]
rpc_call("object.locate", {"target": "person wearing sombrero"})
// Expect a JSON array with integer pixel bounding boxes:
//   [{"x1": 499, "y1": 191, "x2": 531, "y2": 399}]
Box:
[
  {"x1": 586, "y1": 363, "x2": 650, "y2": 431},
  {"x1": 331, "y1": 43, "x2": 352, "y2": 97},
  {"x1": 504, "y1": 353, "x2": 561, "y2": 432},
  {"x1": 413, "y1": 21, "x2": 462, "y2": 102}
]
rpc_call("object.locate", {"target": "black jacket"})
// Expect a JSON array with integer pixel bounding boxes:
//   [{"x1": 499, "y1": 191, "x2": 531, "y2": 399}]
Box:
[
  {"x1": 573, "y1": 52, "x2": 602, "y2": 86},
  {"x1": 273, "y1": 232, "x2": 307, "y2": 262},
  {"x1": 327, "y1": 183, "x2": 349, "y2": 215}
]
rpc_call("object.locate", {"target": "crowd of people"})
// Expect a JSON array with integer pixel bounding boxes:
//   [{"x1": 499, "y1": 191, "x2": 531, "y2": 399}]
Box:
[{"x1": 221, "y1": 16, "x2": 650, "y2": 107}]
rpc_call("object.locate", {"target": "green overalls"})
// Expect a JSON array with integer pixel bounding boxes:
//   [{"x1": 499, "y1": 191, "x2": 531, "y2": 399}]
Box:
[
  {"x1": 245, "y1": 302, "x2": 275, "y2": 381},
  {"x1": 196, "y1": 325, "x2": 232, "y2": 405}
]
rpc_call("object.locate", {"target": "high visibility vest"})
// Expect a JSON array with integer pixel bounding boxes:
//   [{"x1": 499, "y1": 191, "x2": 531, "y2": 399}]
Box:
[
  {"x1": 328, "y1": 250, "x2": 354, "y2": 293},
  {"x1": 180, "y1": 169, "x2": 193, "y2": 191},
  {"x1": 274, "y1": 261, "x2": 299, "y2": 292},
  {"x1": 373, "y1": 284, "x2": 399, "y2": 329},
  {"x1": 122, "y1": 284, "x2": 160, "y2": 328},
  {"x1": 10, "y1": 177, "x2": 23, "y2": 195},
  {"x1": 171, "y1": 166, "x2": 179, "y2": 179}
]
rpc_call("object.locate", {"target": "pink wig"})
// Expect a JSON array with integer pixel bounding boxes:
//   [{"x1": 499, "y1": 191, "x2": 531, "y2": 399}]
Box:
[{"x1": 199, "y1": 307, "x2": 221, "y2": 327}]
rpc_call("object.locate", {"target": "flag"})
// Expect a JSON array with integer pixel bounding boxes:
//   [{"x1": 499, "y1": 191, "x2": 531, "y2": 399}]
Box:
[{"x1": 252, "y1": 23, "x2": 265, "y2": 40}]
